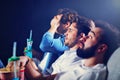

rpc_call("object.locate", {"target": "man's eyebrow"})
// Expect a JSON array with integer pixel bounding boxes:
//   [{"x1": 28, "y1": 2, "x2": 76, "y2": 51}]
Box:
[{"x1": 90, "y1": 31, "x2": 95, "y2": 36}]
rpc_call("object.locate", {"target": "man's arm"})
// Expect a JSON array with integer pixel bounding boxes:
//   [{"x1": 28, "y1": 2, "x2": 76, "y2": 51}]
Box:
[
  {"x1": 40, "y1": 32, "x2": 68, "y2": 53},
  {"x1": 25, "y1": 58, "x2": 57, "y2": 80},
  {"x1": 39, "y1": 14, "x2": 68, "y2": 52},
  {"x1": 24, "y1": 57, "x2": 42, "y2": 79}
]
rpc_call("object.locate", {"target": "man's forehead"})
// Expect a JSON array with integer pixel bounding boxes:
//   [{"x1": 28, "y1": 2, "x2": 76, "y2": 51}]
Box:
[
  {"x1": 89, "y1": 31, "x2": 95, "y2": 36},
  {"x1": 89, "y1": 27, "x2": 103, "y2": 36}
]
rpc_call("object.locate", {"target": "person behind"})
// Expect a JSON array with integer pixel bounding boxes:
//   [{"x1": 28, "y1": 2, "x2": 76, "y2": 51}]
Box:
[
  {"x1": 40, "y1": 8, "x2": 79, "y2": 54},
  {"x1": 39, "y1": 8, "x2": 80, "y2": 73}
]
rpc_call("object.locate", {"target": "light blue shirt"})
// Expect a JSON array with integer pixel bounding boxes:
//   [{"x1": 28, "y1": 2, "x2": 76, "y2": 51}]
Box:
[{"x1": 40, "y1": 32, "x2": 69, "y2": 54}]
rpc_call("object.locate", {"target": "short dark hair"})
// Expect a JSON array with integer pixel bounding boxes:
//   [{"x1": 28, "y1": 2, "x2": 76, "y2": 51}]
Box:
[
  {"x1": 95, "y1": 20, "x2": 120, "y2": 65},
  {"x1": 76, "y1": 16, "x2": 92, "y2": 36},
  {"x1": 57, "y1": 8, "x2": 79, "y2": 24},
  {"x1": 57, "y1": 8, "x2": 91, "y2": 35}
]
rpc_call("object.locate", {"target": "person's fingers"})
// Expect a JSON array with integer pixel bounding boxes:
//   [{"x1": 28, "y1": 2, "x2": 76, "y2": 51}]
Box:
[
  {"x1": 19, "y1": 56, "x2": 29, "y2": 67},
  {"x1": 57, "y1": 14, "x2": 63, "y2": 21},
  {"x1": 6, "y1": 62, "x2": 13, "y2": 68}
]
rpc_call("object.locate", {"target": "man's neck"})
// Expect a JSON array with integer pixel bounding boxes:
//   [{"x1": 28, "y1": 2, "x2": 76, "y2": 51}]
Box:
[
  {"x1": 84, "y1": 57, "x2": 103, "y2": 67},
  {"x1": 69, "y1": 45, "x2": 79, "y2": 51},
  {"x1": 84, "y1": 58, "x2": 97, "y2": 67}
]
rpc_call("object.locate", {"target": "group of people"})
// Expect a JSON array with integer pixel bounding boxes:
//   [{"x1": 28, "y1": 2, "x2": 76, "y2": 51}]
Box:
[{"x1": 2, "y1": 8, "x2": 120, "y2": 80}]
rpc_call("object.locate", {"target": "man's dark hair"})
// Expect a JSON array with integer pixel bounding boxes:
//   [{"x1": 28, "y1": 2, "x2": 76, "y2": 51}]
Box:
[
  {"x1": 95, "y1": 20, "x2": 120, "y2": 65},
  {"x1": 57, "y1": 8, "x2": 91, "y2": 35},
  {"x1": 57, "y1": 8, "x2": 79, "y2": 24},
  {"x1": 76, "y1": 16, "x2": 92, "y2": 36}
]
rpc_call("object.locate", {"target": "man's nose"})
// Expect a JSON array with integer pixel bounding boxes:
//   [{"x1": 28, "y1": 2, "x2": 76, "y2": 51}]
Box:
[
  {"x1": 80, "y1": 36, "x2": 86, "y2": 42},
  {"x1": 79, "y1": 33, "x2": 87, "y2": 42}
]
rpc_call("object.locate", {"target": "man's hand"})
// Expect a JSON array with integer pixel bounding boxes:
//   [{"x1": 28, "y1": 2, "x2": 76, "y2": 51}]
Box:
[
  {"x1": 19, "y1": 56, "x2": 30, "y2": 68},
  {"x1": 49, "y1": 14, "x2": 63, "y2": 34},
  {"x1": 6, "y1": 56, "x2": 29, "y2": 69},
  {"x1": 50, "y1": 14, "x2": 63, "y2": 29}
]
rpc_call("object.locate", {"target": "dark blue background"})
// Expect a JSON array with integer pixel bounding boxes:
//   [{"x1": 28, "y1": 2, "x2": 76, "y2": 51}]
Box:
[{"x1": 0, "y1": 0, "x2": 120, "y2": 65}]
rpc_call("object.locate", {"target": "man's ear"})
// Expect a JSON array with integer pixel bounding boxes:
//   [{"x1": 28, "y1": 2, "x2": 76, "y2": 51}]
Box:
[
  {"x1": 64, "y1": 22, "x2": 71, "y2": 28},
  {"x1": 97, "y1": 44, "x2": 108, "y2": 53}
]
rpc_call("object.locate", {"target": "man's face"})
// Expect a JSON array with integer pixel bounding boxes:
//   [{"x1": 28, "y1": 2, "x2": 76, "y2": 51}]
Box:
[
  {"x1": 77, "y1": 27, "x2": 103, "y2": 58},
  {"x1": 64, "y1": 22, "x2": 78, "y2": 47}
]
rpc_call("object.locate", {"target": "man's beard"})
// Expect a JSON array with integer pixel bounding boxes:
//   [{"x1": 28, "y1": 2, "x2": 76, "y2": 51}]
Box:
[{"x1": 77, "y1": 43, "x2": 99, "y2": 59}]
